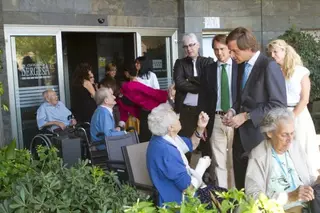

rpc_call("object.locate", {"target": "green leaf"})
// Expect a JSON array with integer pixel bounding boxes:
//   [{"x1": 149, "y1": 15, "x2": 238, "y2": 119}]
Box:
[
  {"x1": 5, "y1": 139, "x2": 16, "y2": 160},
  {"x1": 2, "y1": 104, "x2": 9, "y2": 111}
]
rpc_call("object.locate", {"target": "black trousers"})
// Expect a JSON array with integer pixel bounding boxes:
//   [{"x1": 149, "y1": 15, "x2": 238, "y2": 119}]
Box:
[
  {"x1": 178, "y1": 104, "x2": 199, "y2": 162},
  {"x1": 139, "y1": 109, "x2": 152, "y2": 143},
  {"x1": 232, "y1": 129, "x2": 249, "y2": 190}
]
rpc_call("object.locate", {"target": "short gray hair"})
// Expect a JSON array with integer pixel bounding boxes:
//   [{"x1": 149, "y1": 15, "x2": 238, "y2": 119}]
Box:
[
  {"x1": 260, "y1": 108, "x2": 295, "y2": 138},
  {"x1": 148, "y1": 103, "x2": 179, "y2": 136},
  {"x1": 94, "y1": 88, "x2": 110, "y2": 105},
  {"x1": 42, "y1": 89, "x2": 55, "y2": 101},
  {"x1": 182, "y1": 33, "x2": 199, "y2": 45}
]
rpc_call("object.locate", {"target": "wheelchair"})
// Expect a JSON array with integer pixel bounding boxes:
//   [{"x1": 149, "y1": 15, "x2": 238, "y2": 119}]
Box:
[
  {"x1": 83, "y1": 127, "x2": 140, "y2": 183},
  {"x1": 29, "y1": 122, "x2": 91, "y2": 167}
]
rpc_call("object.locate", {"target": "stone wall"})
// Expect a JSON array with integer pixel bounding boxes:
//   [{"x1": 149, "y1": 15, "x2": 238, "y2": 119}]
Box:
[
  {"x1": 182, "y1": 0, "x2": 320, "y2": 54},
  {"x1": 2, "y1": 0, "x2": 178, "y2": 27}
]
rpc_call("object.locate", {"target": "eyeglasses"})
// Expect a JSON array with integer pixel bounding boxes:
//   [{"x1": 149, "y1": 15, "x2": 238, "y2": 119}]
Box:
[{"x1": 183, "y1": 43, "x2": 196, "y2": 49}]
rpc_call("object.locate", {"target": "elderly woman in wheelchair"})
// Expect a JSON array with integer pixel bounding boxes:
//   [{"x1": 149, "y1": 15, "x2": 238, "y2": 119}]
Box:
[
  {"x1": 90, "y1": 87, "x2": 126, "y2": 149},
  {"x1": 146, "y1": 103, "x2": 227, "y2": 207}
]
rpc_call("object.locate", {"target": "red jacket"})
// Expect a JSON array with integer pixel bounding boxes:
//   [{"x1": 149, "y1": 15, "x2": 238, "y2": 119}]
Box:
[{"x1": 117, "y1": 81, "x2": 168, "y2": 122}]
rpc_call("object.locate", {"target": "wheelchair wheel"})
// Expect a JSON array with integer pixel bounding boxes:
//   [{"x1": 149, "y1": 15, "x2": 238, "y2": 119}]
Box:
[{"x1": 30, "y1": 134, "x2": 52, "y2": 158}]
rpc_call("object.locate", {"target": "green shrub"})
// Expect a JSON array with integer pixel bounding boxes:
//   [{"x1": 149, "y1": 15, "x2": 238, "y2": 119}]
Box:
[
  {"x1": 278, "y1": 27, "x2": 320, "y2": 102},
  {"x1": 124, "y1": 188, "x2": 285, "y2": 213},
  {"x1": 0, "y1": 140, "x2": 32, "y2": 199},
  {"x1": 0, "y1": 144, "x2": 147, "y2": 213}
]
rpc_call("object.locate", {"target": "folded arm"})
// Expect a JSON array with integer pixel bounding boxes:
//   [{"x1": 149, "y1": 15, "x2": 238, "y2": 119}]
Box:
[{"x1": 173, "y1": 59, "x2": 199, "y2": 94}]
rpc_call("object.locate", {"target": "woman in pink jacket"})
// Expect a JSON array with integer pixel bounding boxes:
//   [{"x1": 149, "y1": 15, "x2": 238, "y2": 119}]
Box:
[{"x1": 117, "y1": 67, "x2": 173, "y2": 142}]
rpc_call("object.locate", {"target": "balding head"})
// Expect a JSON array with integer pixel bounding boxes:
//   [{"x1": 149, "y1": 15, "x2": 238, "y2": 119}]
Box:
[
  {"x1": 43, "y1": 89, "x2": 58, "y2": 106},
  {"x1": 94, "y1": 87, "x2": 116, "y2": 107}
]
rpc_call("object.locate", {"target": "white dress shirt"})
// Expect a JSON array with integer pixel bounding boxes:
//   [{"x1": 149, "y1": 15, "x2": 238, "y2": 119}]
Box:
[
  {"x1": 183, "y1": 59, "x2": 199, "y2": 106},
  {"x1": 216, "y1": 58, "x2": 233, "y2": 111}
]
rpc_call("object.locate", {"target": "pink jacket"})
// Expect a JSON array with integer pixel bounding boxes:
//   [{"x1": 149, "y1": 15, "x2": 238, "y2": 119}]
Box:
[{"x1": 117, "y1": 81, "x2": 168, "y2": 122}]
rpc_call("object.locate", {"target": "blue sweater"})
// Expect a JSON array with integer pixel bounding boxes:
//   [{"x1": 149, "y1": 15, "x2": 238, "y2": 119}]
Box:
[
  {"x1": 90, "y1": 106, "x2": 125, "y2": 148},
  {"x1": 146, "y1": 135, "x2": 193, "y2": 206}
]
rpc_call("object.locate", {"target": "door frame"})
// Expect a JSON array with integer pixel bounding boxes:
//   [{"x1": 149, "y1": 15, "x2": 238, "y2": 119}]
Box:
[{"x1": 4, "y1": 24, "x2": 178, "y2": 147}]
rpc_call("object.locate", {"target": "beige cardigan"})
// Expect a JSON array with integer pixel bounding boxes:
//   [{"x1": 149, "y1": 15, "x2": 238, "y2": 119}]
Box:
[{"x1": 245, "y1": 139, "x2": 317, "y2": 205}]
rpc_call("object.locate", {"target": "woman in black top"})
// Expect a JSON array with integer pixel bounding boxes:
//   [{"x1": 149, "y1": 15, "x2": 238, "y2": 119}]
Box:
[{"x1": 71, "y1": 63, "x2": 97, "y2": 123}]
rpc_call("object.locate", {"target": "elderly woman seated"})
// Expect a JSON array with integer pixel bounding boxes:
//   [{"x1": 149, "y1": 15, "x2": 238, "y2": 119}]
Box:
[
  {"x1": 90, "y1": 87, "x2": 126, "y2": 147},
  {"x1": 245, "y1": 108, "x2": 320, "y2": 212},
  {"x1": 146, "y1": 103, "x2": 212, "y2": 206}
]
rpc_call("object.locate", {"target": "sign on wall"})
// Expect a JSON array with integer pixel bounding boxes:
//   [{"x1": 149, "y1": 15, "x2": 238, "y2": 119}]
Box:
[
  {"x1": 20, "y1": 63, "x2": 52, "y2": 80},
  {"x1": 204, "y1": 17, "x2": 220, "y2": 29}
]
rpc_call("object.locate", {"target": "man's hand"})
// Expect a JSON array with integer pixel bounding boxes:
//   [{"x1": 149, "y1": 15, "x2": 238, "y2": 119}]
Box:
[
  {"x1": 168, "y1": 84, "x2": 176, "y2": 101},
  {"x1": 222, "y1": 110, "x2": 235, "y2": 126},
  {"x1": 228, "y1": 112, "x2": 247, "y2": 128},
  {"x1": 114, "y1": 127, "x2": 121, "y2": 131},
  {"x1": 288, "y1": 185, "x2": 314, "y2": 202},
  {"x1": 55, "y1": 121, "x2": 66, "y2": 130},
  {"x1": 70, "y1": 119, "x2": 77, "y2": 126}
]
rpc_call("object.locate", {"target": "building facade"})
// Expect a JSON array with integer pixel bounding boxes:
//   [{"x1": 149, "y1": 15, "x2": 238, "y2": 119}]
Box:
[{"x1": 0, "y1": 0, "x2": 319, "y2": 147}]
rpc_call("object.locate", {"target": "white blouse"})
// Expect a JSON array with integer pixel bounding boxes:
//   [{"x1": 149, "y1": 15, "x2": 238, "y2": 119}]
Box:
[
  {"x1": 137, "y1": 71, "x2": 160, "y2": 89},
  {"x1": 286, "y1": 65, "x2": 310, "y2": 106}
]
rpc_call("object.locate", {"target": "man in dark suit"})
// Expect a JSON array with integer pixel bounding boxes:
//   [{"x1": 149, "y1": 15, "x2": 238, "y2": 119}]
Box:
[
  {"x1": 174, "y1": 33, "x2": 214, "y2": 161},
  {"x1": 223, "y1": 27, "x2": 287, "y2": 189},
  {"x1": 198, "y1": 34, "x2": 238, "y2": 189}
]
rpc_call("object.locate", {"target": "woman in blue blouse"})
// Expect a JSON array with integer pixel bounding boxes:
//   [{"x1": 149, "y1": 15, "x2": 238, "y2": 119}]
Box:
[{"x1": 146, "y1": 103, "x2": 211, "y2": 206}]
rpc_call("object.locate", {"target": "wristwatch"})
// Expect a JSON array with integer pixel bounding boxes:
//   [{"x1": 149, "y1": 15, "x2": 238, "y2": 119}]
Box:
[{"x1": 246, "y1": 112, "x2": 251, "y2": 120}]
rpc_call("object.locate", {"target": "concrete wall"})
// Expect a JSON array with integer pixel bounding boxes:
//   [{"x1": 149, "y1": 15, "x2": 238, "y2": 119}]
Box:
[
  {"x1": 182, "y1": 0, "x2": 320, "y2": 54},
  {"x1": 1, "y1": 0, "x2": 178, "y2": 27}
]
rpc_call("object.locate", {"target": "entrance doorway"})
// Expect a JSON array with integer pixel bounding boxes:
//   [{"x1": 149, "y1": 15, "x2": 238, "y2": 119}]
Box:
[{"x1": 62, "y1": 32, "x2": 136, "y2": 109}]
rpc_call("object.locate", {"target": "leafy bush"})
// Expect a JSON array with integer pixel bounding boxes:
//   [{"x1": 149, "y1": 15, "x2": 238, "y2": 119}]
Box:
[
  {"x1": 278, "y1": 27, "x2": 320, "y2": 102},
  {"x1": 124, "y1": 188, "x2": 285, "y2": 213},
  {"x1": 0, "y1": 140, "x2": 32, "y2": 199},
  {"x1": 0, "y1": 144, "x2": 147, "y2": 213}
]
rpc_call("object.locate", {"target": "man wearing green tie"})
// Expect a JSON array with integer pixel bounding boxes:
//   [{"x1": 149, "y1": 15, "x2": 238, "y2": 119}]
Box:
[{"x1": 198, "y1": 34, "x2": 238, "y2": 189}]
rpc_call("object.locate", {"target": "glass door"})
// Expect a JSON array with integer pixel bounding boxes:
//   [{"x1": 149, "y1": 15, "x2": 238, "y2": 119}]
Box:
[
  {"x1": 141, "y1": 36, "x2": 172, "y2": 89},
  {"x1": 11, "y1": 36, "x2": 62, "y2": 148}
]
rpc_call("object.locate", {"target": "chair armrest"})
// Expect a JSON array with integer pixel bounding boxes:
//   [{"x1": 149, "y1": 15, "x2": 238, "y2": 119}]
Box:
[
  {"x1": 96, "y1": 132, "x2": 105, "y2": 137},
  {"x1": 105, "y1": 160, "x2": 126, "y2": 165},
  {"x1": 90, "y1": 140, "x2": 105, "y2": 147}
]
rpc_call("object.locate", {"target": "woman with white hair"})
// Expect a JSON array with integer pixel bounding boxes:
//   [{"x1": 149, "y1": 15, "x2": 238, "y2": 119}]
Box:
[
  {"x1": 245, "y1": 108, "x2": 320, "y2": 212},
  {"x1": 267, "y1": 39, "x2": 320, "y2": 175},
  {"x1": 146, "y1": 103, "x2": 212, "y2": 206}
]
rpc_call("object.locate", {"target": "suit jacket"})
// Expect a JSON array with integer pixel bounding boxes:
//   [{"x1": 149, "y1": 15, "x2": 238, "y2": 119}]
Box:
[
  {"x1": 233, "y1": 53, "x2": 287, "y2": 152},
  {"x1": 198, "y1": 60, "x2": 238, "y2": 140},
  {"x1": 173, "y1": 56, "x2": 214, "y2": 113}
]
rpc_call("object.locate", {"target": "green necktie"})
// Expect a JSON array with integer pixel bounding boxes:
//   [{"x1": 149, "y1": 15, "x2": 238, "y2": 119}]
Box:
[{"x1": 221, "y1": 64, "x2": 230, "y2": 112}]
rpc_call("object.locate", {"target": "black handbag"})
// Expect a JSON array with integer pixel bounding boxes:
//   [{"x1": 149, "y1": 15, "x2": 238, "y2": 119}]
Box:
[{"x1": 197, "y1": 184, "x2": 228, "y2": 210}]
